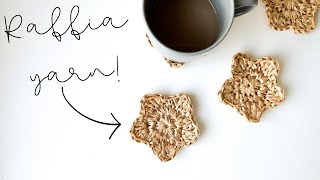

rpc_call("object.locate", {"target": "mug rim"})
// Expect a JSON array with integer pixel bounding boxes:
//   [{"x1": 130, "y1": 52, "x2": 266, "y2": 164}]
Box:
[{"x1": 143, "y1": 0, "x2": 235, "y2": 62}]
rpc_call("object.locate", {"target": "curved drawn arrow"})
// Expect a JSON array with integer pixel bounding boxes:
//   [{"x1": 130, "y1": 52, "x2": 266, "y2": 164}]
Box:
[{"x1": 61, "y1": 86, "x2": 121, "y2": 139}]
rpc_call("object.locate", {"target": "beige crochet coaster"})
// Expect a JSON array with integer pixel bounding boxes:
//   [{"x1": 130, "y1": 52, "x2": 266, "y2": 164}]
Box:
[
  {"x1": 263, "y1": 0, "x2": 320, "y2": 33},
  {"x1": 146, "y1": 34, "x2": 185, "y2": 68},
  {"x1": 146, "y1": 34, "x2": 154, "y2": 48},
  {"x1": 130, "y1": 93, "x2": 200, "y2": 162},
  {"x1": 218, "y1": 53, "x2": 285, "y2": 123},
  {"x1": 164, "y1": 58, "x2": 185, "y2": 68}
]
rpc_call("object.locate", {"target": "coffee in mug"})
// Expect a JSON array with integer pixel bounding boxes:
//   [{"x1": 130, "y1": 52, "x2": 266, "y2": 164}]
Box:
[
  {"x1": 143, "y1": 0, "x2": 258, "y2": 62},
  {"x1": 147, "y1": 0, "x2": 218, "y2": 52}
]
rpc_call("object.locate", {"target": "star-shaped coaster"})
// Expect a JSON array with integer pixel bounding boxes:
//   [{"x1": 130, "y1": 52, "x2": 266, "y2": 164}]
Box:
[
  {"x1": 263, "y1": 0, "x2": 320, "y2": 33},
  {"x1": 130, "y1": 93, "x2": 200, "y2": 162},
  {"x1": 218, "y1": 53, "x2": 285, "y2": 123}
]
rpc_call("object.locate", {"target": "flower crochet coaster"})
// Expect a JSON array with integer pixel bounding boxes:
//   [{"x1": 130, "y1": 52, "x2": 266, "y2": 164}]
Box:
[
  {"x1": 218, "y1": 53, "x2": 285, "y2": 123},
  {"x1": 146, "y1": 34, "x2": 185, "y2": 68},
  {"x1": 263, "y1": 0, "x2": 320, "y2": 33},
  {"x1": 130, "y1": 93, "x2": 200, "y2": 162}
]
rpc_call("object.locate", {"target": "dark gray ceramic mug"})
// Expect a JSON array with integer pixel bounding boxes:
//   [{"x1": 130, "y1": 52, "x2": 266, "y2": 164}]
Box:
[{"x1": 143, "y1": 0, "x2": 258, "y2": 62}]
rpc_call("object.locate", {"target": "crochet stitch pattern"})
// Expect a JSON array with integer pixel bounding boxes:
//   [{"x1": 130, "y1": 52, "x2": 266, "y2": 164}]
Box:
[
  {"x1": 130, "y1": 93, "x2": 200, "y2": 161},
  {"x1": 263, "y1": 0, "x2": 320, "y2": 33},
  {"x1": 218, "y1": 53, "x2": 285, "y2": 122}
]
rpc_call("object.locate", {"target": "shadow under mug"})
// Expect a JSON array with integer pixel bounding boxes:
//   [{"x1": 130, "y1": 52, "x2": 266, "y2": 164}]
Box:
[{"x1": 143, "y1": 0, "x2": 258, "y2": 62}]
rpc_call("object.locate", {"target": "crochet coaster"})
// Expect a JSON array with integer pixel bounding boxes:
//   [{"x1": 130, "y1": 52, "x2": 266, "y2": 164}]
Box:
[
  {"x1": 130, "y1": 93, "x2": 200, "y2": 162},
  {"x1": 263, "y1": 0, "x2": 320, "y2": 33},
  {"x1": 218, "y1": 53, "x2": 285, "y2": 123},
  {"x1": 146, "y1": 34, "x2": 185, "y2": 68},
  {"x1": 164, "y1": 58, "x2": 185, "y2": 68}
]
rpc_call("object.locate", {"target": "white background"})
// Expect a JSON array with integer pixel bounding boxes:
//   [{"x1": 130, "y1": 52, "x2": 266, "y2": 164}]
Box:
[{"x1": 1, "y1": 0, "x2": 320, "y2": 180}]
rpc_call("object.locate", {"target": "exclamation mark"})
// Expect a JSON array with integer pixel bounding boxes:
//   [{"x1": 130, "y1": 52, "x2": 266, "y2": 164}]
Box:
[{"x1": 117, "y1": 55, "x2": 120, "y2": 82}]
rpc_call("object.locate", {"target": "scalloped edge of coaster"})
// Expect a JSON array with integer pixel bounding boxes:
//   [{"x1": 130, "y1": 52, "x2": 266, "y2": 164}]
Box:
[
  {"x1": 262, "y1": 0, "x2": 319, "y2": 33},
  {"x1": 164, "y1": 58, "x2": 185, "y2": 68},
  {"x1": 218, "y1": 53, "x2": 285, "y2": 123},
  {"x1": 130, "y1": 93, "x2": 200, "y2": 162}
]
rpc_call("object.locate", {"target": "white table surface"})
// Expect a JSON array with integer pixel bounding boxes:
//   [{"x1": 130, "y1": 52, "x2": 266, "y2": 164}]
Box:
[{"x1": 1, "y1": 0, "x2": 320, "y2": 180}]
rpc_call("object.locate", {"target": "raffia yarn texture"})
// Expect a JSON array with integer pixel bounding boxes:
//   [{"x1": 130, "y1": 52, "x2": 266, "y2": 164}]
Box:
[
  {"x1": 146, "y1": 34, "x2": 154, "y2": 47},
  {"x1": 164, "y1": 58, "x2": 185, "y2": 68},
  {"x1": 218, "y1": 53, "x2": 285, "y2": 123},
  {"x1": 130, "y1": 94, "x2": 200, "y2": 162},
  {"x1": 146, "y1": 34, "x2": 185, "y2": 68},
  {"x1": 263, "y1": 0, "x2": 320, "y2": 33}
]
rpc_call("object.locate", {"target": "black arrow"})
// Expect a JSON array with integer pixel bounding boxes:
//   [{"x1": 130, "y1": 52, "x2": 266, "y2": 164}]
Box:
[{"x1": 61, "y1": 86, "x2": 121, "y2": 139}]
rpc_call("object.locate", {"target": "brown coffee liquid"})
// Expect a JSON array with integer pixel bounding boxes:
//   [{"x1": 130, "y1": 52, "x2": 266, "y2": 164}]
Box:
[{"x1": 147, "y1": 0, "x2": 218, "y2": 52}]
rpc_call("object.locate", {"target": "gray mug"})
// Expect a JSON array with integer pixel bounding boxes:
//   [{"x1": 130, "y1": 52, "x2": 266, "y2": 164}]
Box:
[{"x1": 143, "y1": 0, "x2": 258, "y2": 62}]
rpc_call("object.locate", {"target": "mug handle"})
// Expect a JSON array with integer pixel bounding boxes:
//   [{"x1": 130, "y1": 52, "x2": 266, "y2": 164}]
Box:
[{"x1": 234, "y1": 0, "x2": 258, "y2": 17}]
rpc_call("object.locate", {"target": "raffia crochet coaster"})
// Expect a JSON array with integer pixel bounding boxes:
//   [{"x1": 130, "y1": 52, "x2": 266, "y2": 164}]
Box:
[
  {"x1": 263, "y1": 0, "x2": 320, "y2": 33},
  {"x1": 218, "y1": 53, "x2": 285, "y2": 123},
  {"x1": 146, "y1": 34, "x2": 185, "y2": 68},
  {"x1": 130, "y1": 93, "x2": 200, "y2": 162}
]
